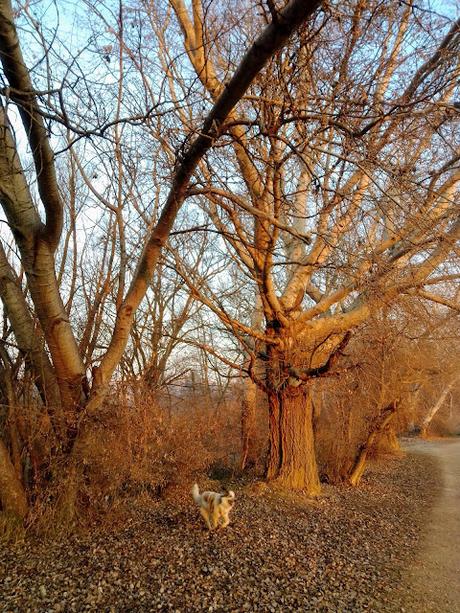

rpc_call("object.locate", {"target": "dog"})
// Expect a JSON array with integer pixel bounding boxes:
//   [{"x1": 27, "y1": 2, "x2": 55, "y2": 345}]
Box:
[{"x1": 191, "y1": 483, "x2": 235, "y2": 530}]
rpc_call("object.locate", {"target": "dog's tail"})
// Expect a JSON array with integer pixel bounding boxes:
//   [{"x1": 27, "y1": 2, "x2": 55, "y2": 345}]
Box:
[{"x1": 191, "y1": 483, "x2": 201, "y2": 505}]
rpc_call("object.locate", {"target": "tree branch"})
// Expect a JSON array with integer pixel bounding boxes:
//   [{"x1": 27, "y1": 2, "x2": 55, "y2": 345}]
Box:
[
  {"x1": 85, "y1": 0, "x2": 323, "y2": 410},
  {"x1": 0, "y1": 0, "x2": 63, "y2": 250}
]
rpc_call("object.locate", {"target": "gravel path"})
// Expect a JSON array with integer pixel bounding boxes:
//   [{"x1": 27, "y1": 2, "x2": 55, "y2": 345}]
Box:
[{"x1": 0, "y1": 451, "x2": 442, "y2": 612}]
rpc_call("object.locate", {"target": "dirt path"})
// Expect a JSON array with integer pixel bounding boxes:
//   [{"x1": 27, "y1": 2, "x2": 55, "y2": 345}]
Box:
[{"x1": 402, "y1": 438, "x2": 460, "y2": 612}]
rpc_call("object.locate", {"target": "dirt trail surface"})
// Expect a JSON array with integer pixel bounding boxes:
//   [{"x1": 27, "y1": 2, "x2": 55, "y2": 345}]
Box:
[
  {"x1": 0, "y1": 449, "x2": 449, "y2": 613},
  {"x1": 399, "y1": 439, "x2": 460, "y2": 612}
]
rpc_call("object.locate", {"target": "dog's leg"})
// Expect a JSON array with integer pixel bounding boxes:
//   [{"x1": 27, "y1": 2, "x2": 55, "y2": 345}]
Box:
[
  {"x1": 221, "y1": 512, "x2": 230, "y2": 528},
  {"x1": 200, "y1": 507, "x2": 212, "y2": 530},
  {"x1": 211, "y1": 507, "x2": 220, "y2": 530}
]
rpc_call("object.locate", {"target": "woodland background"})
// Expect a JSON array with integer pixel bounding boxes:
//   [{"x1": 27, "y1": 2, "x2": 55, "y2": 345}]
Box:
[{"x1": 0, "y1": 0, "x2": 459, "y2": 532}]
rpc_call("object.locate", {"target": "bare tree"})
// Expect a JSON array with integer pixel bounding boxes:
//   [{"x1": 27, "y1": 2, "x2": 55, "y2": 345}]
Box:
[
  {"x1": 166, "y1": 0, "x2": 460, "y2": 493},
  {"x1": 0, "y1": 0, "x2": 322, "y2": 514}
]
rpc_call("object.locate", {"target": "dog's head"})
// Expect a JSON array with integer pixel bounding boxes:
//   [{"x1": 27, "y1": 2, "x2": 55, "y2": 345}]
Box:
[{"x1": 222, "y1": 489, "x2": 235, "y2": 506}]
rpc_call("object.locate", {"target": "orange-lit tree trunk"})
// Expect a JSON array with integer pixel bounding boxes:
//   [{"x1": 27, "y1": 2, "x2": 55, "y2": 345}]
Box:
[
  {"x1": 265, "y1": 340, "x2": 321, "y2": 495},
  {"x1": 266, "y1": 383, "x2": 321, "y2": 495},
  {"x1": 0, "y1": 243, "x2": 63, "y2": 421},
  {"x1": 263, "y1": 329, "x2": 353, "y2": 495},
  {"x1": 420, "y1": 379, "x2": 458, "y2": 438},
  {"x1": 0, "y1": 439, "x2": 28, "y2": 519},
  {"x1": 348, "y1": 401, "x2": 398, "y2": 487}
]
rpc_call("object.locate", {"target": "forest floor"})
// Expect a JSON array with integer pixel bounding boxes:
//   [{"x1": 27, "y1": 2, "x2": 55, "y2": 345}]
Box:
[{"x1": 0, "y1": 440, "x2": 458, "y2": 613}]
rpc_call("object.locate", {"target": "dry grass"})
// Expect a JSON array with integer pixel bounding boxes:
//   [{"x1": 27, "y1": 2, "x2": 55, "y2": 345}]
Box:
[
  {"x1": 2, "y1": 347, "x2": 457, "y2": 538},
  {"x1": 24, "y1": 388, "x2": 243, "y2": 534},
  {"x1": 0, "y1": 511, "x2": 26, "y2": 543}
]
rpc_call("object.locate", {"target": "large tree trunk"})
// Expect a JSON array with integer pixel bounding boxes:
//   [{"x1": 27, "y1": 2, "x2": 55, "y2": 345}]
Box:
[
  {"x1": 241, "y1": 299, "x2": 263, "y2": 471},
  {"x1": 266, "y1": 385, "x2": 321, "y2": 495},
  {"x1": 0, "y1": 105, "x2": 86, "y2": 415},
  {"x1": 0, "y1": 439, "x2": 28, "y2": 519}
]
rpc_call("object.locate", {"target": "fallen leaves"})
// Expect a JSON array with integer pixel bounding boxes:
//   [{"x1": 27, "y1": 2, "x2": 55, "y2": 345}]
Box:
[{"x1": 0, "y1": 454, "x2": 440, "y2": 612}]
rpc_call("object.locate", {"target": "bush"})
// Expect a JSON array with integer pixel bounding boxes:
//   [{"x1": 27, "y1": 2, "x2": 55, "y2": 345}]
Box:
[{"x1": 57, "y1": 388, "x2": 243, "y2": 518}]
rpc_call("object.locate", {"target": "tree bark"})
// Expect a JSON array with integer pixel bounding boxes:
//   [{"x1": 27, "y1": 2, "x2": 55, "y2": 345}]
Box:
[
  {"x1": 0, "y1": 105, "x2": 86, "y2": 413},
  {"x1": 0, "y1": 2, "x2": 86, "y2": 412},
  {"x1": 0, "y1": 352, "x2": 23, "y2": 478},
  {"x1": 266, "y1": 384, "x2": 321, "y2": 495},
  {"x1": 0, "y1": 0, "x2": 63, "y2": 249},
  {"x1": 0, "y1": 439, "x2": 28, "y2": 519},
  {"x1": 241, "y1": 299, "x2": 264, "y2": 471},
  {"x1": 348, "y1": 402, "x2": 397, "y2": 487},
  {"x1": 421, "y1": 379, "x2": 458, "y2": 437},
  {"x1": 0, "y1": 243, "x2": 62, "y2": 417}
]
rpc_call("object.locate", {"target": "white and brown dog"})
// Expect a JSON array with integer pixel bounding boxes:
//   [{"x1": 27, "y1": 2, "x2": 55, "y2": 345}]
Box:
[{"x1": 192, "y1": 483, "x2": 235, "y2": 530}]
